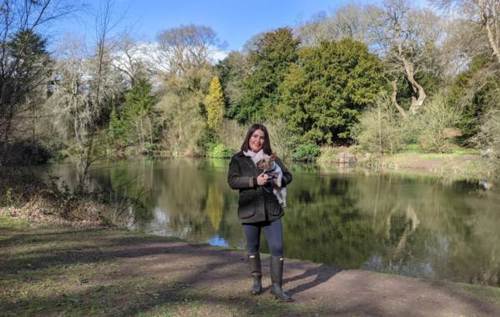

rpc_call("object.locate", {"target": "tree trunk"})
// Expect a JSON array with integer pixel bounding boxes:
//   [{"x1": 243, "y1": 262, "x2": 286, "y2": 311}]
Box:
[
  {"x1": 32, "y1": 100, "x2": 36, "y2": 144},
  {"x1": 391, "y1": 80, "x2": 408, "y2": 119},
  {"x1": 378, "y1": 98, "x2": 382, "y2": 155},
  {"x1": 402, "y1": 59, "x2": 427, "y2": 114},
  {"x1": 1, "y1": 104, "x2": 14, "y2": 164},
  {"x1": 485, "y1": 20, "x2": 500, "y2": 65},
  {"x1": 138, "y1": 118, "x2": 144, "y2": 152}
]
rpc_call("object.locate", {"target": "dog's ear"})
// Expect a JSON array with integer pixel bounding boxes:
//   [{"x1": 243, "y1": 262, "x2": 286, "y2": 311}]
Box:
[{"x1": 270, "y1": 153, "x2": 277, "y2": 160}]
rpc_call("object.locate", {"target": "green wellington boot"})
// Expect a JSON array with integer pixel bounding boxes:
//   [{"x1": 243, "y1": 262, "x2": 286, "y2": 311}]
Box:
[
  {"x1": 270, "y1": 256, "x2": 293, "y2": 302},
  {"x1": 248, "y1": 253, "x2": 262, "y2": 295}
]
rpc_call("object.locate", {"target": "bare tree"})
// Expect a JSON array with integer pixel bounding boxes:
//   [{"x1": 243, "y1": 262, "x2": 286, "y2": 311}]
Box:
[
  {"x1": 48, "y1": 0, "x2": 124, "y2": 191},
  {"x1": 434, "y1": 0, "x2": 500, "y2": 65},
  {"x1": 112, "y1": 34, "x2": 152, "y2": 85},
  {"x1": 76, "y1": 0, "x2": 129, "y2": 191},
  {"x1": 480, "y1": 0, "x2": 500, "y2": 64},
  {"x1": 369, "y1": 0, "x2": 444, "y2": 115},
  {"x1": 297, "y1": 4, "x2": 378, "y2": 46},
  {"x1": 157, "y1": 24, "x2": 219, "y2": 75}
]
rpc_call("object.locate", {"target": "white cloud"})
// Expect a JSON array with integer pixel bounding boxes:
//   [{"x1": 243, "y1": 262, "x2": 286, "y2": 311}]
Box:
[{"x1": 113, "y1": 42, "x2": 228, "y2": 75}]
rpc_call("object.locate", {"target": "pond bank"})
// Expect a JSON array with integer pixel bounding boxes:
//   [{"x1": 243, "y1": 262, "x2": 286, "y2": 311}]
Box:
[
  {"x1": 2, "y1": 216, "x2": 500, "y2": 317},
  {"x1": 333, "y1": 152, "x2": 493, "y2": 183}
]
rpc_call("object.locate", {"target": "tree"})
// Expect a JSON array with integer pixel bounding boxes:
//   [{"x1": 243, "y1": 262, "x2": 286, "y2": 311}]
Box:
[
  {"x1": 113, "y1": 34, "x2": 152, "y2": 86},
  {"x1": 434, "y1": 0, "x2": 500, "y2": 65},
  {"x1": 237, "y1": 28, "x2": 300, "y2": 123},
  {"x1": 75, "y1": 0, "x2": 124, "y2": 191},
  {"x1": 156, "y1": 25, "x2": 219, "y2": 156},
  {"x1": 108, "y1": 105, "x2": 126, "y2": 143},
  {"x1": 297, "y1": 4, "x2": 378, "y2": 46},
  {"x1": 0, "y1": 0, "x2": 73, "y2": 164},
  {"x1": 279, "y1": 39, "x2": 385, "y2": 145},
  {"x1": 157, "y1": 24, "x2": 219, "y2": 75},
  {"x1": 122, "y1": 79, "x2": 156, "y2": 152},
  {"x1": 204, "y1": 76, "x2": 225, "y2": 131},
  {"x1": 48, "y1": 0, "x2": 125, "y2": 191},
  {"x1": 216, "y1": 51, "x2": 248, "y2": 118},
  {"x1": 447, "y1": 55, "x2": 499, "y2": 141},
  {"x1": 370, "y1": 0, "x2": 444, "y2": 116},
  {"x1": 4, "y1": 29, "x2": 51, "y2": 140}
]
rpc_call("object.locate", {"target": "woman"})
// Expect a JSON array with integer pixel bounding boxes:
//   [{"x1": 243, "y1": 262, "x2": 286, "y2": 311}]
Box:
[{"x1": 227, "y1": 123, "x2": 293, "y2": 302}]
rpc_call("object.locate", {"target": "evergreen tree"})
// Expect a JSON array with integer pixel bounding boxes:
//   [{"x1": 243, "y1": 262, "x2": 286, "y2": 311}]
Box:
[
  {"x1": 237, "y1": 28, "x2": 300, "y2": 123},
  {"x1": 204, "y1": 76, "x2": 225, "y2": 131},
  {"x1": 121, "y1": 79, "x2": 156, "y2": 151},
  {"x1": 279, "y1": 39, "x2": 385, "y2": 145},
  {"x1": 1, "y1": 29, "x2": 51, "y2": 152},
  {"x1": 108, "y1": 106, "x2": 125, "y2": 140},
  {"x1": 216, "y1": 51, "x2": 247, "y2": 119}
]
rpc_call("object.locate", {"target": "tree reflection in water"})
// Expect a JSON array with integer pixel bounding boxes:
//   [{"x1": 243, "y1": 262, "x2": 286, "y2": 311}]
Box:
[{"x1": 49, "y1": 159, "x2": 500, "y2": 287}]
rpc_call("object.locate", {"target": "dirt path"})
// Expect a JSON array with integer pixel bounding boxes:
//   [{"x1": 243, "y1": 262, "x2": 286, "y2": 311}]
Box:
[{"x1": 1, "y1": 223, "x2": 500, "y2": 316}]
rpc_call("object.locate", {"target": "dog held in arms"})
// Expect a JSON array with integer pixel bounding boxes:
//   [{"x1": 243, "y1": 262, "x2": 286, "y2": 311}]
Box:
[{"x1": 256, "y1": 154, "x2": 287, "y2": 208}]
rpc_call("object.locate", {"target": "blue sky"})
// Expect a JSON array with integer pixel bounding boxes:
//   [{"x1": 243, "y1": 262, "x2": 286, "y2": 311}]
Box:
[{"x1": 51, "y1": 0, "x2": 388, "y2": 52}]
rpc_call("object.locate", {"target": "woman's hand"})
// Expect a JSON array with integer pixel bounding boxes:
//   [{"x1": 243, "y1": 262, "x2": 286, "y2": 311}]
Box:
[{"x1": 256, "y1": 173, "x2": 269, "y2": 186}]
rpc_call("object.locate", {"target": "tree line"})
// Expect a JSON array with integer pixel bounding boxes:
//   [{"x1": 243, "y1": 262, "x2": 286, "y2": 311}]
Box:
[{"x1": 0, "y1": 0, "x2": 499, "y2": 185}]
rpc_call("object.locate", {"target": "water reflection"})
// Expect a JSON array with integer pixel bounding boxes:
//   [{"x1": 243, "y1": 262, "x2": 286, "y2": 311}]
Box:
[{"x1": 48, "y1": 159, "x2": 500, "y2": 287}]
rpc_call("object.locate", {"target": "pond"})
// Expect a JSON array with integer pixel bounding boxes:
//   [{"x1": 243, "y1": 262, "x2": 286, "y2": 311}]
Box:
[{"x1": 48, "y1": 158, "x2": 500, "y2": 287}]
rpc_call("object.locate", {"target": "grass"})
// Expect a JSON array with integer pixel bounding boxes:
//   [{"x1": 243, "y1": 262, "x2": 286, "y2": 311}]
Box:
[
  {"x1": 402, "y1": 144, "x2": 480, "y2": 155},
  {"x1": 0, "y1": 215, "x2": 29, "y2": 230},
  {"x1": 456, "y1": 282, "x2": 500, "y2": 307},
  {"x1": 315, "y1": 144, "x2": 490, "y2": 181},
  {"x1": 360, "y1": 151, "x2": 490, "y2": 182}
]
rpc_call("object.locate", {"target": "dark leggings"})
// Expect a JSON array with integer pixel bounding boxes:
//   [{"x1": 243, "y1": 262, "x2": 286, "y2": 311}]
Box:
[{"x1": 243, "y1": 219, "x2": 283, "y2": 256}]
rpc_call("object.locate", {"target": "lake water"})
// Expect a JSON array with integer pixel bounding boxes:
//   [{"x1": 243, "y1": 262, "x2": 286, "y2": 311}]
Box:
[{"x1": 48, "y1": 158, "x2": 500, "y2": 287}]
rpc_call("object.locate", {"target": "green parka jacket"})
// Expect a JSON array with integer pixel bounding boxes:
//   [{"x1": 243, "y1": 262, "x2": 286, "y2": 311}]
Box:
[{"x1": 227, "y1": 151, "x2": 293, "y2": 223}]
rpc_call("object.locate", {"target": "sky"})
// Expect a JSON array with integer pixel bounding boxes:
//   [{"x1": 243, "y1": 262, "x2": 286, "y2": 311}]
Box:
[{"x1": 50, "y1": 0, "x2": 389, "y2": 52}]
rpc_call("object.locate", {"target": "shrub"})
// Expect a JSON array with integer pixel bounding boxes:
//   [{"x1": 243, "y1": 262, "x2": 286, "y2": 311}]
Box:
[
  {"x1": 474, "y1": 109, "x2": 500, "y2": 178},
  {"x1": 355, "y1": 94, "x2": 462, "y2": 154},
  {"x1": 264, "y1": 118, "x2": 295, "y2": 161},
  {"x1": 197, "y1": 128, "x2": 217, "y2": 156},
  {"x1": 317, "y1": 146, "x2": 357, "y2": 165},
  {"x1": 207, "y1": 143, "x2": 232, "y2": 158},
  {"x1": 292, "y1": 143, "x2": 320, "y2": 162},
  {"x1": 354, "y1": 94, "x2": 404, "y2": 155},
  {"x1": 414, "y1": 95, "x2": 461, "y2": 153},
  {"x1": 317, "y1": 146, "x2": 339, "y2": 164},
  {"x1": 217, "y1": 119, "x2": 247, "y2": 153}
]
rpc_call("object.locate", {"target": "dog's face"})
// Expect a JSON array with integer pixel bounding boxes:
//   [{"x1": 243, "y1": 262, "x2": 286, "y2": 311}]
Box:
[{"x1": 256, "y1": 157, "x2": 274, "y2": 171}]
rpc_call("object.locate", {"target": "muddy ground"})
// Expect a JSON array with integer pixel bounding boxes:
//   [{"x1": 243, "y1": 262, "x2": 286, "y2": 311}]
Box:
[{"x1": 1, "y1": 217, "x2": 500, "y2": 317}]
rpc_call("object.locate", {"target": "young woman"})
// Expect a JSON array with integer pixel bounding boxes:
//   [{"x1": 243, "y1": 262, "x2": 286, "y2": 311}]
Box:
[{"x1": 227, "y1": 123, "x2": 293, "y2": 302}]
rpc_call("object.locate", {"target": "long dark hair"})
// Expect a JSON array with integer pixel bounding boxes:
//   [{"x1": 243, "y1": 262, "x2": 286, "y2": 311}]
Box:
[{"x1": 241, "y1": 123, "x2": 273, "y2": 155}]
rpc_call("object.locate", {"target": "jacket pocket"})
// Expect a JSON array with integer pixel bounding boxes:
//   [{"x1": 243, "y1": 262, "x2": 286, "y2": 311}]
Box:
[
  {"x1": 269, "y1": 203, "x2": 282, "y2": 217},
  {"x1": 266, "y1": 193, "x2": 282, "y2": 217},
  {"x1": 238, "y1": 191, "x2": 256, "y2": 219}
]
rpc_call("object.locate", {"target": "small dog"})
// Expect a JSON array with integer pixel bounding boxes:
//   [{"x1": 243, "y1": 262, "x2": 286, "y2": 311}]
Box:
[{"x1": 256, "y1": 154, "x2": 287, "y2": 207}]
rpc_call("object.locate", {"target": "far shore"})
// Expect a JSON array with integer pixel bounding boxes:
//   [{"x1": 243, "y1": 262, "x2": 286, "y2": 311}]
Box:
[{"x1": 316, "y1": 152, "x2": 494, "y2": 184}]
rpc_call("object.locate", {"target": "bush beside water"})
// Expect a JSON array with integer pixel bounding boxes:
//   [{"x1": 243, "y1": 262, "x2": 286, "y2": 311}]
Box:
[{"x1": 355, "y1": 94, "x2": 462, "y2": 155}]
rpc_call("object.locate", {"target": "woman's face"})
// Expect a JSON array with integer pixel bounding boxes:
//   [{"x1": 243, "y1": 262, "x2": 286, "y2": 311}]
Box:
[{"x1": 249, "y1": 129, "x2": 265, "y2": 152}]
